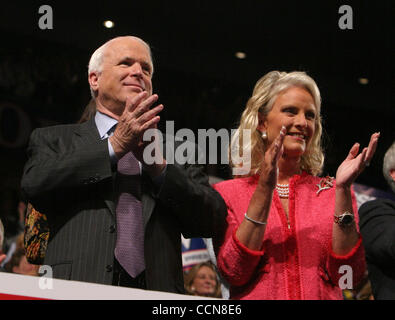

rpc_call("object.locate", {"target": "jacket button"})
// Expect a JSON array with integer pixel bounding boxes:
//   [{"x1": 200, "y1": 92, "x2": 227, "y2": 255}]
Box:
[
  {"x1": 109, "y1": 225, "x2": 116, "y2": 233},
  {"x1": 106, "y1": 265, "x2": 113, "y2": 272}
]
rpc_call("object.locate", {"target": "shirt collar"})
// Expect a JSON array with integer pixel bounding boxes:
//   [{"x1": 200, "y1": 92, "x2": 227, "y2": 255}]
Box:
[{"x1": 95, "y1": 111, "x2": 118, "y2": 139}]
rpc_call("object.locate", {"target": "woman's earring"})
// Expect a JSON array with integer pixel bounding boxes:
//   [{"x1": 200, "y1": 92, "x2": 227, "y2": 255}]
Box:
[{"x1": 261, "y1": 131, "x2": 268, "y2": 140}]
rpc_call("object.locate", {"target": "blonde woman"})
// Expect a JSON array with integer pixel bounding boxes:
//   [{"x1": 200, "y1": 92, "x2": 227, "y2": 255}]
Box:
[
  {"x1": 213, "y1": 71, "x2": 379, "y2": 300},
  {"x1": 184, "y1": 261, "x2": 222, "y2": 298}
]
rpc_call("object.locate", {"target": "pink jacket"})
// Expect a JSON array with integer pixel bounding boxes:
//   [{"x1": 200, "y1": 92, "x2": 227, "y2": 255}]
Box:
[{"x1": 213, "y1": 172, "x2": 366, "y2": 300}]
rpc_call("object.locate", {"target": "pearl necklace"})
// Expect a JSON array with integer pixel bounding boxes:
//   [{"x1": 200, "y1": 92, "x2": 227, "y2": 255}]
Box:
[{"x1": 276, "y1": 183, "x2": 289, "y2": 198}]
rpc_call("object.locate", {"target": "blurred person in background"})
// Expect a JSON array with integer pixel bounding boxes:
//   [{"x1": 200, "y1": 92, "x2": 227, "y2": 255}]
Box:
[
  {"x1": 203, "y1": 237, "x2": 229, "y2": 299},
  {"x1": 3, "y1": 233, "x2": 39, "y2": 276},
  {"x1": 4, "y1": 247, "x2": 39, "y2": 276},
  {"x1": 0, "y1": 191, "x2": 26, "y2": 269},
  {"x1": 184, "y1": 261, "x2": 222, "y2": 298},
  {"x1": 0, "y1": 219, "x2": 6, "y2": 265},
  {"x1": 359, "y1": 141, "x2": 395, "y2": 300},
  {"x1": 0, "y1": 190, "x2": 25, "y2": 254}
]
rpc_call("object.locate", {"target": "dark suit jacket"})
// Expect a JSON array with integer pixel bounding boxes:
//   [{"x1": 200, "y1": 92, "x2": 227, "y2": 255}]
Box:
[
  {"x1": 359, "y1": 198, "x2": 395, "y2": 300},
  {"x1": 21, "y1": 116, "x2": 227, "y2": 293}
]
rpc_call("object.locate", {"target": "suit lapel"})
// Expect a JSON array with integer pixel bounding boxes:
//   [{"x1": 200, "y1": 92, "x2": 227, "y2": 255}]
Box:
[{"x1": 73, "y1": 116, "x2": 101, "y2": 142}]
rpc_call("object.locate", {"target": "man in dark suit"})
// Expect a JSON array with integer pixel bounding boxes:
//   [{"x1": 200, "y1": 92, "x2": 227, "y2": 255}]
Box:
[
  {"x1": 359, "y1": 141, "x2": 395, "y2": 299},
  {"x1": 21, "y1": 36, "x2": 227, "y2": 293}
]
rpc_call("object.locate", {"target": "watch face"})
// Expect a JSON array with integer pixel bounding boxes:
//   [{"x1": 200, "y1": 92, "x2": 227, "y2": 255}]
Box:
[{"x1": 341, "y1": 214, "x2": 354, "y2": 225}]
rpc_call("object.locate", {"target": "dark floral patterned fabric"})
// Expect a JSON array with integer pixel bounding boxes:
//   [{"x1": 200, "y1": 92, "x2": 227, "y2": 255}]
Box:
[{"x1": 24, "y1": 203, "x2": 49, "y2": 265}]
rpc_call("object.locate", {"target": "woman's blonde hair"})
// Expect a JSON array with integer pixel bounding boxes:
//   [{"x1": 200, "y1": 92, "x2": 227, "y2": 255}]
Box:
[
  {"x1": 184, "y1": 261, "x2": 222, "y2": 298},
  {"x1": 230, "y1": 71, "x2": 324, "y2": 176}
]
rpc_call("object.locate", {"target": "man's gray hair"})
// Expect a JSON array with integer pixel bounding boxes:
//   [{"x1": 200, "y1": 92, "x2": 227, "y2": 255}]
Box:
[
  {"x1": 383, "y1": 141, "x2": 395, "y2": 193},
  {"x1": 87, "y1": 36, "x2": 153, "y2": 98}
]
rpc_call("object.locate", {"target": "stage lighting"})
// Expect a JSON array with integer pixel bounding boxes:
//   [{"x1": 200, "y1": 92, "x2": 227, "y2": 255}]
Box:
[{"x1": 103, "y1": 20, "x2": 115, "y2": 28}]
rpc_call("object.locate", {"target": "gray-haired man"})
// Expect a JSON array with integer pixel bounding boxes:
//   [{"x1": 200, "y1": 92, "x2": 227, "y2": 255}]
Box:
[{"x1": 21, "y1": 36, "x2": 226, "y2": 293}]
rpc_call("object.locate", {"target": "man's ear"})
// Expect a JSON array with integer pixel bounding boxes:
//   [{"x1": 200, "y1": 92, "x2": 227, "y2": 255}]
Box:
[
  {"x1": 390, "y1": 169, "x2": 395, "y2": 182},
  {"x1": 88, "y1": 72, "x2": 99, "y2": 92}
]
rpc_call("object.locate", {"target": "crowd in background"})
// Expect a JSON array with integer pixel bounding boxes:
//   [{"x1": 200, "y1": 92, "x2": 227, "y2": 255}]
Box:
[{"x1": 0, "y1": 198, "x2": 39, "y2": 277}]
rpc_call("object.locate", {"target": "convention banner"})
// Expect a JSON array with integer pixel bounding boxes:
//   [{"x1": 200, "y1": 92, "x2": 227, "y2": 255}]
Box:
[{"x1": 181, "y1": 236, "x2": 210, "y2": 271}]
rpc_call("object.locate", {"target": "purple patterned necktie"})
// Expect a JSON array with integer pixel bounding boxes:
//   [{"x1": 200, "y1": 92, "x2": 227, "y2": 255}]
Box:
[{"x1": 114, "y1": 152, "x2": 145, "y2": 278}]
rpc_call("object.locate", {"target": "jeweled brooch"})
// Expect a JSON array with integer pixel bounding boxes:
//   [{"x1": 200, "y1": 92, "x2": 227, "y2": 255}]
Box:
[{"x1": 316, "y1": 176, "x2": 334, "y2": 195}]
